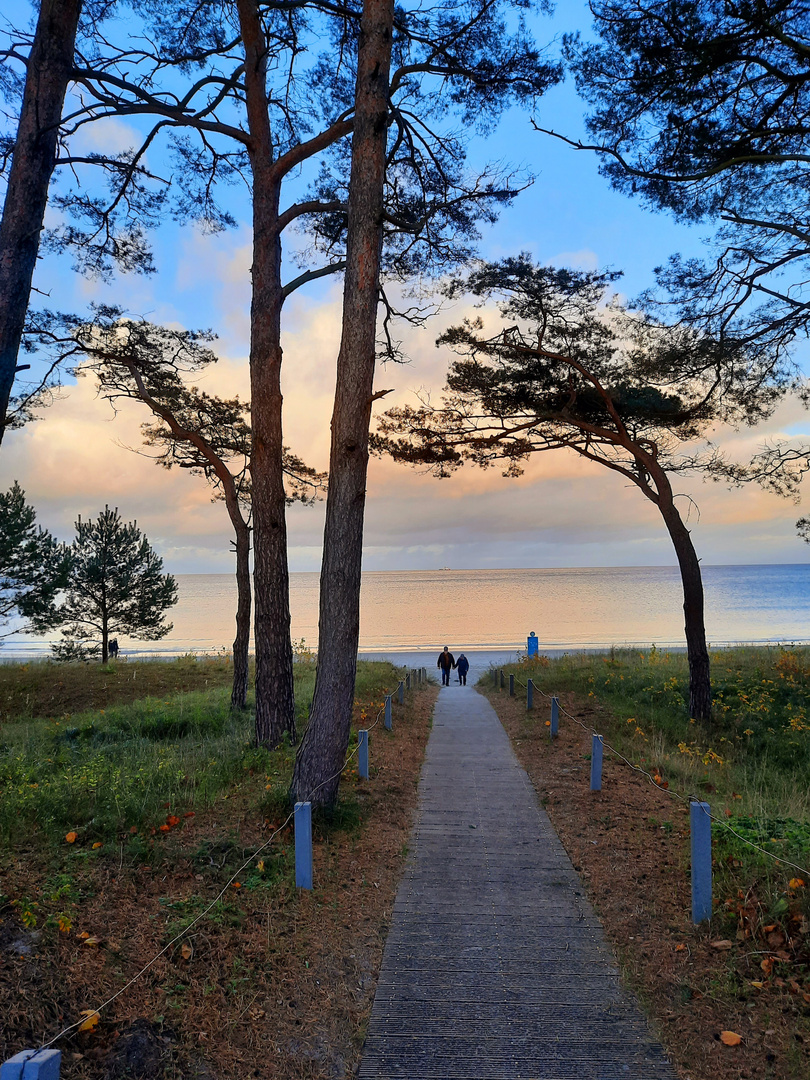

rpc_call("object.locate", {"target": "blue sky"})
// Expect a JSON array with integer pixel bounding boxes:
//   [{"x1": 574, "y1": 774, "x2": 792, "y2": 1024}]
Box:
[{"x1": 2, "y1": 0, "x2": 809, "y2": 572}]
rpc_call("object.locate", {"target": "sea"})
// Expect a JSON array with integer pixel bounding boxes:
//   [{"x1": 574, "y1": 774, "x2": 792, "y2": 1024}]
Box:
[{"x1": 5, "y1": 566, "x2": 810, "y2": 671}]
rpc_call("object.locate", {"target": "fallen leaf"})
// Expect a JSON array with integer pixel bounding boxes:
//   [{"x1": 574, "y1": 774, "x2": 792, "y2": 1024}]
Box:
[
  {"x1": 180, "y1": 942, "x2": 193, "y2": 961},
  {"x1": 762, "y1": 924, "x2": 777, "y2": 933},
  {"x1": 159, "y1": 824, "x2": 170, "y2": 832},
  {"x1": 766, "y1": 931, "x2": 785, "y2": 948},
  {"x1": 720, "y1": 1031, "x2": 742, "y2": 1046},
  {"x1": 92, "y1": 842, "x2": 103, "y2": 850},
  {"x1": 129, "y1": 826, "x2": 138, "y2": 834},
  {"x1": 711, "y1": 940, "x2": 733, "y2": 951},
  {"x1": 257, "y1": 860, "x2": 265, "y2": 872},
  {"x1": 750, "y1": 981, "x2": 764, "y2": 989},
  {"x1": 789, "y1": 878, "x2": 805, "y2": 889},
  {"x1": 78, "y1": 1010, "x2": 100, "y2": 1033},
  {"x1": 183, "y1": 811, "x2": 195, "y2": 818},
  {"x1": 65, "y1": 832, "x2": 78, "y2": 844},
  {"x1": 232, "y1": 881, "x2": 241, "y2": 889},
  {"x1": 82, "y1": 937, "x2": 102, "y2": 947},
  {"x1": 77, "y1": 931, "x2": 90, "y2": 941},
  {"x1": 675, "y1": 943, "x2": 686, "y2": 952},
  {"x1": 166, "y1": 815, "x2": 180, "y2": 828}
]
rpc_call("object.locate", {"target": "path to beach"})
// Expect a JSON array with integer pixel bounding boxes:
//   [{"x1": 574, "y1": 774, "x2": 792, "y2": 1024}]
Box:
[{"x1": 358, "y1": 684, "x2": 679, "y2": 1080}]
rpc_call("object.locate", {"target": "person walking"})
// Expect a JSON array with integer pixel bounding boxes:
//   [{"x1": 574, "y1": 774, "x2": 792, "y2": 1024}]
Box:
[
  {"x1": 437, "y1": 646, "x2": 456, "y2": 686},
  {"x1": 456, "y1": 653, "x2": 470, "y2": 685}
]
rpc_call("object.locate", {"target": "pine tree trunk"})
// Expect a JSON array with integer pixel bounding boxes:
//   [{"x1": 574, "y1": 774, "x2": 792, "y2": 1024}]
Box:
[
  {"x1": 0, "y1": 0, "x2": 82, "y2": 440},
  {"x1": 237, "y1": 0, "x2": 295, "y2": 747},
  {"x1": 658, "y1": 499, "x2": 712, "y2": 722},
  {"x1": 231, "y1": 522, "x2": 251, "y2": 711},
  {"x1": 291, "y1": 0, "x2": 393, "y2": 807}
]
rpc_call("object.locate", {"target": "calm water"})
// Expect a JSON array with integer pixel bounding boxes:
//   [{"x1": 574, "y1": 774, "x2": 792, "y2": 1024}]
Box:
[{"x1": 5, "y1": 565, "x2": 810, "y2": 658}]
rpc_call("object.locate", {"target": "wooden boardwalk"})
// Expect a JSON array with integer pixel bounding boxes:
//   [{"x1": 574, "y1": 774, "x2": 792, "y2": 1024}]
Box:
[{"x1": 358, "y1": 685, "x2": 679, "y2": 1080}]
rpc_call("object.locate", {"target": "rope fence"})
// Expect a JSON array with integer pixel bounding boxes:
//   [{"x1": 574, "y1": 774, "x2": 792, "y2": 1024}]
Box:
[
  {"x1": 2, "y1": 670, "x2": 432, "y2": 1080},
  {"x1": 494, "y1": 665, "x2": 810, "y2": 920}
]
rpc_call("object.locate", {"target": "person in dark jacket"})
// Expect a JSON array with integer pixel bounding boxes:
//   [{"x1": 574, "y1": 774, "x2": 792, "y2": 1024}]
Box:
[
  {"x1": 437, "y1": 646, "x2": 455, "y2": 686},
  {"x1": 456, "y1": 653, "x2": 470, "y2": 685}
]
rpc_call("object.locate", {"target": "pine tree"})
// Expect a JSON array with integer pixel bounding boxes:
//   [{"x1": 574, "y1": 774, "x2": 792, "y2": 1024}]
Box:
[
  {"x1": 36, "y1": 506, "x2": 178, "y2": 663},
  {"x1": 0, "y1": 481, "x2": 70, "y2": 637}
]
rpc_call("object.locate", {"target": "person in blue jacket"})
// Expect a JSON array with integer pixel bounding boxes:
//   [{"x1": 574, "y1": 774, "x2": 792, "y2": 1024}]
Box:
[{"x1": 456, "y1": 653, "x2": 470, "y2": 685}]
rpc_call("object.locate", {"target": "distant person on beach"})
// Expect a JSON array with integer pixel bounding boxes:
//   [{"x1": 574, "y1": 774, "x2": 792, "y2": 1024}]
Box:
[
  {"x1": 456, "y1": 653, "x2": 469, "y2": 685},
  {"x1": 109, "y1": 638, "x2": 119, "y2": 660},
  {"x1": 437, "y1": 646, "x2": 456, "y2": 686}
]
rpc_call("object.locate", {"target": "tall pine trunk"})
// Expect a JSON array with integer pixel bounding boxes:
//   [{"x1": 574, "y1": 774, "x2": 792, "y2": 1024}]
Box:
[
  {"x1": 658, "y1": 498, "x2": 712, "y2": 722},
  {"x1": 231, "y1": 520, "x2": 251, "y2": 711},
  {"x1": 638, "y1": 451, "x2": 712, "y2": 722},
  {"x1": 0, "y1": 0, "x2": 82, "y2": 440},
  {"x1": 291, "y1": 0, "x2": 394, "y2": 807},
  {"x1": 237, "y1": 0, "x2": 295, "y2": 747}
]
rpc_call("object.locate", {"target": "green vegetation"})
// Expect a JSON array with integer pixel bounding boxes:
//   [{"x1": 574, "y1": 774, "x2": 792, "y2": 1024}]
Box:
[
  {"x1": 490, "y1": 646, "x2": 810, "y2": 912},
  {"x1": 0, "y1": 654, "x2": 398, "y2": 851},
  {"x1": 500, "y1": 646, "x2": 810, "y2": 816}
]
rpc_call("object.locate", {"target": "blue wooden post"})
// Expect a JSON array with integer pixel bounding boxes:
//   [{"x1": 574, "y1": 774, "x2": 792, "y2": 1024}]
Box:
[
  {"x1": 406, "y1": 672, "x2": 411, "y2": 690},
  {"x1": 397, "y1": 680, "x2": 404, "y2": 705},
  {"x1": 691, "y1": 801, "x2": 712, "y2": 923},
  {"x1": 499, "y1": 670, "x2": 505, "y2": 689},
  {"x1": 550, "y1": 696, "x2": 559, "y2": 738},
  {"x1": 590, "y1": 734, "x2": 603, "y2": 790},
  {"x1": 384, "y1": 695, "x2": 392, "y2": 730},
  {"x1": 527, "y1": 678, "x2": 534, "y2": 709},
  {"x1": 1, "y1": 1050, "x2": 61, "y2": 1080},
  {"x1": 294, "y1": 801, "x2": 313, "y2": 890},
  {"x1": 492, "y1": 669, "x2": 498, "y2": 688},
  {"x1": 509, "y1": 674, "x2": 515, "y2": 697},
  {"x1": 358, "y1": 730, "x2": 369, "y2": 780}
]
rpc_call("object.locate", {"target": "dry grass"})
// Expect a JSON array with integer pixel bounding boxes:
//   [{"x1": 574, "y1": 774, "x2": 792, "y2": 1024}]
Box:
[
  {"x1": 0, "y1": 665, "x2": 438, "y2": 1079},
  {"x1": 485, "y1": 678, "x2": 810, "y2": 1080}
]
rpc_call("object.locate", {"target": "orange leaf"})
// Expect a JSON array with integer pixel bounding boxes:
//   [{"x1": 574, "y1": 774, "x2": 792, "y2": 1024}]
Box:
[
  {"x1": 159, "y1": 824, "x2": 170, "y2": 832},
  {"x1": 675, "y1": 944, "x2": 686, "y2": 952},
  {"x1": 750, "y1": 981, "x2": 764, "y2": 990},
  {"x1": 180, "y1": 942, "x2": 193, "y2": 961},
  {"x1": 65, "y1": 832, "x2": 78, "y2": 844},
  {"x1": 788, "y1": 878, "x2": 805, "y2": 889},
  {"x1": 77, "y1": 931, "x2": 90, "y2": 940},
  {"x1": 720, "y1": 1031, "x2": 742, "y2": 1046},
  {"x1": 166, "y1": 816, "x2": 180, "y2": 828},
  {"x1": 129, "y1": 826, "x2": 138, "y2": 834},
  {"x1": 78, "y1": 1010, "x2": 100, "y2": 1033},
  {"x1": 92, "y1": 842, "x2": 103, "y2": 849},
  {"x1": 232, "y1": 881, "x2": 241, "y2": 889},
  {"x1": 183, "y1": 811, "x2": 195, "y2": 818}
]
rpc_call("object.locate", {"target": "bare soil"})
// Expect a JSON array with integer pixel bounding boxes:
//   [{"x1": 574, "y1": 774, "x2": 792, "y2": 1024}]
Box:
[
  {"x1": 485, "y1": 684, "x2": 810, "y2": 1080},
  {"x1": 0, "y1": 685, "x2": 437, "y2": 1080}
]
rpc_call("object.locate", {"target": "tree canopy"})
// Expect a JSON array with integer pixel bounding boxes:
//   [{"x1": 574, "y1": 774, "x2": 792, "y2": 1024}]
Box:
[
  {"x1": 557, "y1": 0, "x2": 810, "y2": 359},
  {"x1": 0, "y1": 481, "x2": 70, "y2": 639},
  {"x1": 34, "y1": 506, "x2": 178, "y2": 663},
  {"x1": 373, "y1": 254, "x2": 803, "y2": 720}
]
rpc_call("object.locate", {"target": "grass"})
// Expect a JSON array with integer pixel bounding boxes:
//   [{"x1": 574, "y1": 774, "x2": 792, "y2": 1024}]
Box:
[
  {"x1": 487, "y1": 644, "x2": 810, "y2": 945},
  {"x1": 497, "y1": 645, "x2": 810, "y2": 821},
  {"x1": 0, "y1": 655, "x2": 437, "y2": 1078},
  {"x1": 483, "y1": 646, "x2": 810, "y2": 1080},
  {"x1": 0, "y1": 655, "x2": 400, "y2": 852}
]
